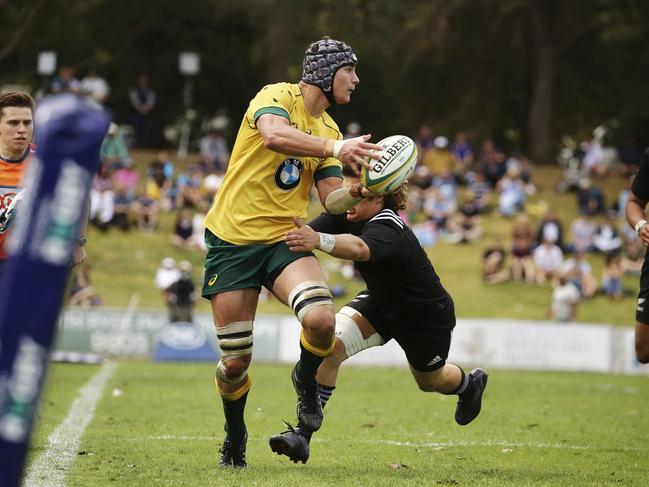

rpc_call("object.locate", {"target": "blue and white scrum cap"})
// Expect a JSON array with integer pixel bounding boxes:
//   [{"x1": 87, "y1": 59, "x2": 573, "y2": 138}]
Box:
[{"x1": 302, "y1": 37, "x2": 358, "y2": 102}]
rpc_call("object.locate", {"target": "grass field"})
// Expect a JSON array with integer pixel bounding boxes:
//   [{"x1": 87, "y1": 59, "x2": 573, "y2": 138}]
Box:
[{"x1": 26, "y1": 361, "x2": 649, "y2": 486}]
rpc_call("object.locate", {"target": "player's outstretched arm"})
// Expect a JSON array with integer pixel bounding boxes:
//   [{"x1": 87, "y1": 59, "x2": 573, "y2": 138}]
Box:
[
  {"x1": 284, "y1": 217, "x2": 371, "y2": 261},
  {"x1": 256, "y1": 113, "x2": 382, "y2": 174}
]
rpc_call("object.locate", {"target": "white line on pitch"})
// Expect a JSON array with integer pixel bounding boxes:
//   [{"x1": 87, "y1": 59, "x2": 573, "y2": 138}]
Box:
[
  {"x1": 24, "y1": 361, "x2": 118, "y2": 487},
  {"x1": 133, "y1": 435, "x2": 648, "y2": 453}
]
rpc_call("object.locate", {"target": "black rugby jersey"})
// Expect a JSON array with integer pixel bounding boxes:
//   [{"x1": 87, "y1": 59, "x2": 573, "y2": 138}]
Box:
[
  {"x1": 631, "y1": 148, "x2": 649, "y2": 201},
  {"x1": 309, "y1": 209, "x2": 451, "y2": 321}
]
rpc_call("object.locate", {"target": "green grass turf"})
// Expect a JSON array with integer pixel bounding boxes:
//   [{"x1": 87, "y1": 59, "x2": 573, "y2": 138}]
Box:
[{"x1": 27, "y1": 361, "x2": 649, "y2": 486}]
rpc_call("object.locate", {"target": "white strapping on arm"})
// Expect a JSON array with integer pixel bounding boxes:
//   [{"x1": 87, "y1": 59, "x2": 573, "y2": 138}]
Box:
[{"x1": 324, "y1": 187, "x2": 362, "y2": 214}]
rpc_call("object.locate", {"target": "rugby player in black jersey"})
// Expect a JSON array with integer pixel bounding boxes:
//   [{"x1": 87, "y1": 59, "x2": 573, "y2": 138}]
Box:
[
  {"x1": 625, "y1": 147, "x2": 649, "y2": 364},
  {"x1": 269, "y1": 174, "x2": 488, "y2": 463}
]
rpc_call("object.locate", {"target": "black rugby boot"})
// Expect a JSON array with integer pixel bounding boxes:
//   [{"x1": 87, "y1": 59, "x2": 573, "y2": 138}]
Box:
[
  {"x1": 218, "y1": 431, "x2": 248, "y2": 468},
  {"x1": 269, "y1": 421, "x2": 310, "y2": 464},
  {"x1": 291, "y1": 365, "x2": 323, "y2": 431},
  {"x1": 455, "y1": 368, "x2": 489, "y2": 425}
]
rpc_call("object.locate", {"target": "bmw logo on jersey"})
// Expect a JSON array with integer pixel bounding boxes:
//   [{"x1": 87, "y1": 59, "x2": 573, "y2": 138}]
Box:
[{"x1": 275, "y1": 158, "x2": 304, "y2": 190}]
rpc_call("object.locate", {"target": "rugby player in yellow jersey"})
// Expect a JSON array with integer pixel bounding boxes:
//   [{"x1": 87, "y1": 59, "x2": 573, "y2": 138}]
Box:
[{"x1": 202, "y1": 37, "x2": 383, "y2": 467}]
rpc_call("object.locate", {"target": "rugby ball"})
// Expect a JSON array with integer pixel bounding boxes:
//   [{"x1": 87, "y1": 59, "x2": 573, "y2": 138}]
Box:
[{"x1": 361, "y1": 135, "x2": 417, "y2": 194}]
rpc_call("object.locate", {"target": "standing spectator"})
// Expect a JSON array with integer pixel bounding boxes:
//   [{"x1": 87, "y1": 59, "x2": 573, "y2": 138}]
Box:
[
  {"x1": 129, "y1": 73, "x2": 156, "y2": 147},
  {"x1": 199, "y1": 128, "x2": 230, "y2": 173},
  {"x1": 422, "y1": 136, "x2": 454, "y2": 178},
  {"x1": 100, "y1": 123, "x2": 129, "y2": 170},
  {"x1": 533, "y1": 238, "x2": 564, "y2": 285},
  {"x1": 155, "y1": 257, "x2": 180, "y2": 292},
  {"x1": 477, "y1": 138, "x2": 506, "y2": 188},
  {"x1": 450, "y1": 131, "x2": 473, "y2": 182},
  {"x1": 415, "y1": 125, "x2": 434, "y2": 163},
  {"x1": 510, "y1": 214, "x2": 535, "y2": 283},
  {"x1": 50, "y1": 65, "x2": 81, "y2": 94},
  {"x1": 80, "y1": 67, "x2": 110, "y2": 105},
  {"x1": 550, "y1": 274, "x2": 581, "y2": 322},
  {"x1": 166, "y1": 260, "x2": 196, "y2": 323}
]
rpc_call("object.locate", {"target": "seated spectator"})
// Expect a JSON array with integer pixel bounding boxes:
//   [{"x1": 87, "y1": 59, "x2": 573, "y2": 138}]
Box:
[
  {"x1": 482, "y1": 237, "x2": 510, "y2": 284},
  {"x1": 533, "y1": 238, "x2": 564, "y2": 285},
  {"x1": 582, "y1": 136, "x2": 608, "y2": 178},
  {"x1": 593, "y1": 211, "x2": 622, "y2": 254},
  {"x1": 601, "y1": 252, "x2": 624, "y2": 300},
  {"x1": 411, "y1": 219, "x2": 439, "y2": 247},
  {"x1": 577, "y1": 178, "x2": 606, "y2": 216},
  {"x1": 170, "y1": 207, "x2": 194, "y2": 249},
  {"x1": 621, "y1": 236, "x2": 644, "y2": 275},
  {"x1": 477, "y1": 138, "x2": 506, "y2": 188},
  {"x1": 506, "y1": 152, "x2": 536, "y2": 195},
  {"x1": 511, "y1": 214, "x2": 535, "y2": 283},
  {"x1": 199, "y1": 128, "x2": 230, "y2": 172},
  {"x1": 535, "y1": 208, "x2": 564, "y2": 250},
  {"x1": 89, "y1": 163, "x2": 115, "y2": 232},
  {"x1": 113, "y1": 186, "x2": 133, "y2": 231},
  {"x1": 567, "y1": 213, "x2": 597, "y2": 254},
  {"x1": 447, "y1": 198, "x2": 482, "y2": 244},
  {"x1": 497, "y1": 166, "x2": 526, "y2": 217},
  {"x1": 550, "y1": 274, "x2": 581, "y2": 322},
  {"x1": 166, "y1": 260, "x2": 196, "y2": 323},
  {"x1": 132, "y1": 185, "x2": 159, "y2": 231},
  {"x1": 69, "y1": 263, "x2": 101, "y2": 308},
  {"x1": 465, "y1": 171, "x2": 492, "y2": 213},
  {"x1": 100, "y1": 123, "x2": 129, "y2": 170},
  {"x1": 422, "y1": 185, "x2": 457, "y2": 232},
  {"x1": 188, "y1": 212, "x2": 208, "y2": 251},
  {"x1": 146, "y1": 159, "x2": 173, "y2": 211},
  {"x1": 175, "y1": 164, "x2": 205, "y2": 210},
  {"x1": 113, "y1": 157, "x2": 138, "y2": 201},
  {"x1": 561, "y1": 249, "x2": 598, "y2": 299},
  {"x1": 155, "y1": 257, "x2": 180, "y2": 293}
]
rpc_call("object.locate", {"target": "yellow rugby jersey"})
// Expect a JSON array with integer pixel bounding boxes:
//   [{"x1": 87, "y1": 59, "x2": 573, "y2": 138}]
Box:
[{"x1": 204, "y1": 82, "x2": 343, "y2": 244}]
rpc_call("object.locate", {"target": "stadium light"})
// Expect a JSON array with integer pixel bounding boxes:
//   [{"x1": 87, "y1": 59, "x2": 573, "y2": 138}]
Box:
[{"x1": 177, "y1": 52, "x2": 201, "y2": 159}]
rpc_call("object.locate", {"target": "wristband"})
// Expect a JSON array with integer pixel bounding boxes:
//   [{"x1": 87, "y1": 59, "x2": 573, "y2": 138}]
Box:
[
  {"x1": 635, "y1": 219, "x2": 647, "y2": 236},
  {"x1": 333, "y1": 140, "x2": 345, "y2": 159},
  {"x1": 318, "y1": 233, "x2": 336, "y2": 253}
]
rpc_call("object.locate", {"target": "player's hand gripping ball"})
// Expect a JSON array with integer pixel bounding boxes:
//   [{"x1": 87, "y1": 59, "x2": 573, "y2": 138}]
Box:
[{"x1": 361, "y1": 135, "x2": 417, "y2": 194}]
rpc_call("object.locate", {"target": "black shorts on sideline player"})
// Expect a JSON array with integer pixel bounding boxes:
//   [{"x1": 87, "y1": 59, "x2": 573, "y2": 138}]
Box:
[
  {"x1": 636, "y1": 253, "x2": 649, "y2": 324},
  {"x1": 345, "y1": 289, "x2": 456, "y2": 372}
]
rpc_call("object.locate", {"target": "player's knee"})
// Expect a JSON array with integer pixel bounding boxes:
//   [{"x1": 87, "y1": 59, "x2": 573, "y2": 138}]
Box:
[
  {"x1": 301, "y1": 306, "x2": 335, "y2": 339},
  {"x1": 217, "y1": 355, "x2": 251, "y2": 383},
  {"x1": 215, "y1": 320, "x2": 253, "y2": 382},
  {"x1": 414, "y1": 368, "x2": 445, "y2": 392},
  {"x1": 288, "y1": 280, "x2": 334, "y2": 340}
]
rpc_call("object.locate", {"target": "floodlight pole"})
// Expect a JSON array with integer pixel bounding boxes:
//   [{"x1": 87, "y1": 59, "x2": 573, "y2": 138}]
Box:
[{"x1": 177, "y1": 52, "x2": 200, "y2": 159}]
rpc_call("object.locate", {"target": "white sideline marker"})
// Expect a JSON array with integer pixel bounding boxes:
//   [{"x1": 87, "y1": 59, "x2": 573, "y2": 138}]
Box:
[{"x1": 24, "y1": 361, "x2": 118, "y2": 487}]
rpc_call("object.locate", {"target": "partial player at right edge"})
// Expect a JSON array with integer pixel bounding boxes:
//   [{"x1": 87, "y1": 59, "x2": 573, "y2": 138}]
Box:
[{"x1": 269, "y1": 169, "x2": 488, "y2": 464}]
